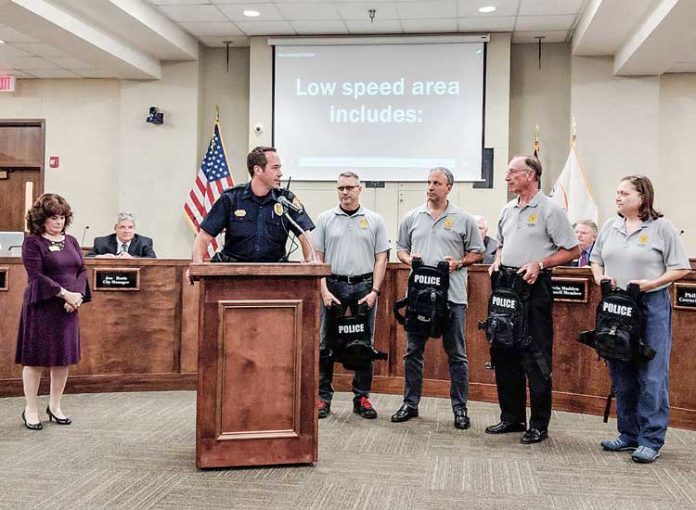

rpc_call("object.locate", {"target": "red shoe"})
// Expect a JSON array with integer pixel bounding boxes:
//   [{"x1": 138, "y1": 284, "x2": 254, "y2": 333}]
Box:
[
  {"x1": 353, "y1": 396, "x2": 377, "y2": 419},
  {"x1": 318, "y1": 400, "x2": 330, "y2": 419}
]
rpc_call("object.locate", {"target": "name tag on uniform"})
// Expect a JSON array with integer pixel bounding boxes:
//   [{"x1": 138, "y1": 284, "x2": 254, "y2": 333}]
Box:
[
  {"x1": 234, "y1": 209, "x2": 246, "y2": 217},
  {"x1": 48, "y1": 245, "x2": 61, "y2": 252},
  {"x1": 443, "y1": 217, "x2": 454, "y2": 230}
]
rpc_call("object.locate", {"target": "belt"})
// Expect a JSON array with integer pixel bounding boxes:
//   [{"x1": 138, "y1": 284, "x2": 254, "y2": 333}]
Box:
[
  {"x1": 328, "y1": 272, "x2": 373, "y2": 284},
  {"x1": 500, "y1": 264, "x2": 550, "y2": 276}
]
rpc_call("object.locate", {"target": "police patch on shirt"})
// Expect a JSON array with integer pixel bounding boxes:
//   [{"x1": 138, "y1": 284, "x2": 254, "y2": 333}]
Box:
[
  {"x1": 443, "y1": 217, "x2": 454, "y2": 230},
  {"x1": 234, "y1": 209, "x2": 247, "y2": 217},
  {"x1": 273, "y1": 203, "x2": 284, "y2": 216},
  {"x1": 527, "y1": 213, "x2": 538, "y2": 226},
  {"x1": 638, "y1": 233, "x2": 649, "y2": 246},
  {"x1": 359, "y1": 218, "x2": 369, "y2": 229}
]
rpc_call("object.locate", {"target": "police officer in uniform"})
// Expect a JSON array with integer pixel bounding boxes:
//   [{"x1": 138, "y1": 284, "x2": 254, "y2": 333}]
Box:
[
  {"x1": 314, "y1": 171, "x2": 390, "y2": 420},
  {"x1": 192, "y1": 146, "x2": 315, "y2": 264},
  {"x1": 590, "y1": 175, "x2": 689, "y2": 463},
  {"x1": 486, "y1": 155, "x2": 579, "y2": 444},
  {"x1": 391, "y1": 167, "x2": 484, "y2": 429}
]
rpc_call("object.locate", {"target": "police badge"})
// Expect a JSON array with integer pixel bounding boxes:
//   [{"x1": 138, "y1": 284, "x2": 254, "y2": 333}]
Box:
[{"x1": 273, "y1": 203, "x2": 284, "y2": 216}]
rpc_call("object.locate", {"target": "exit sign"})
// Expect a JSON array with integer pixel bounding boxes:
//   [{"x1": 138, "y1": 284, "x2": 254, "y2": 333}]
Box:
[{"x1": 0, "y1": 75, "x2": 16, "y2": 92}]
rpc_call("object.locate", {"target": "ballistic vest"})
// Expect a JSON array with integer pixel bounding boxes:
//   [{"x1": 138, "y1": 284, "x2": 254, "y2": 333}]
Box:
[
  {"x1": 327, "y1": 302, "x2": 387, "y2": 371},
  {"x1": 394, "y1": 257, "x2": 451, "y2": 338}
]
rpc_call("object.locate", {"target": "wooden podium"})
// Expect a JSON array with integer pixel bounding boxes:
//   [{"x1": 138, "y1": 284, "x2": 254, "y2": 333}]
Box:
[{"x1": 189, "y1": 263, "x2": 331, "y2": 469}]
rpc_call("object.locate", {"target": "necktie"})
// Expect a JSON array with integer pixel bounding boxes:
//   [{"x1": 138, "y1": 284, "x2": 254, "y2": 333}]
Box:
[
  {"x1": 579, "y1": 251, "x2": 588, "y2": 267},
  {"x1": 120, "y1": 243, "x2": 128, "y2": 255}
]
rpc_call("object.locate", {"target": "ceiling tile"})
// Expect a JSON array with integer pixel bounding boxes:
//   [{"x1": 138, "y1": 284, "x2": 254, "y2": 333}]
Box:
[
  {"x1": 179, "y1": 21, "x2": 244, "y2": 36},
  {"x1": 9, "y1": 70, "x2": 37, "y2": 78},
  {"x1": 515, "y1": 14, "x2": 576, "y2": 31},
  {"x1": 197, "y1": 35, "x2": 250, "y2": 47},
  {"x1": 345, "y1": 19, "x2": 403, "y2": 33},
  {"x1": 336, "y1": 2, "x2": 399, "y2": 20},
  {"x1": 0, "y1": 44, "x2": 33, "y2": 58},
  {"x1": 0, "y1": 26, "x2": 40, "y2": 43},
  {"x1": 148, "y1": 0, "x2": 214, "y2": 5},
  {"x1": 290, "y1": 20, "x2": 349, "y2": 34},
  {"x1": 157, "y1": 4, "x2": 228, "y2": 22},
  {"x1": 30, "y1": 69, "x2": 81, "y2": 79},
  {"x1": 458, "y1": 16, "x2": 515, "y2": 31},
  {"x1": 276, "y1": 2, "x2": 341, "y2": 19},
  {"x1": 10, "y1": 42, "x2": 66, "y2": 57},
  {"x1": 512, "y1": 30, "x2": 568, "y2": 43},
  {"x1": 518, "y1": 0, "x2": 584, "y2": 16},
  {"x1": 216, "y1": 3, "x2": 284, "y2": 21},
  {"x1": 234, "y1": 20, "x2": 296, "y2": 35},
  {"x1": 457, "y1": 0, "x2": 520, "y2": 17},
  {"x1": 400, "y1": 18, "x2": 458, "y2": 33},
  {"x1": 8, "y1": 57, "x2": 64, "y2": 70},
  {"x1": 49, "y1": 56, "x2": 92, "y2": 68},
  {"x1": 397, "y1": 0, "x2": 457, "y2": 19}
]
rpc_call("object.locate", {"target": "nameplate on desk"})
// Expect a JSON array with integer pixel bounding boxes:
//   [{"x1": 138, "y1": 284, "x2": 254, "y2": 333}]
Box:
[
  {"x1": 93, "y1": 268, "x2": 140, "y2": 291},
  {"x1": 674, "y1": 283, "x2": 696, "y2": 310},
  {"x1": 0, "y1": 267, "x2": 7, "y2": 291},
  {"x1": 551, "y1": 277, "x2": 588, "y2": 303}
]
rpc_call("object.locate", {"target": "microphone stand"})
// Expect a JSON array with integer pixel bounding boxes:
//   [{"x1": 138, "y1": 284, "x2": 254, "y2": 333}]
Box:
[{"x1": 280, "y1": 205, "x2": 317, "y2": 263}]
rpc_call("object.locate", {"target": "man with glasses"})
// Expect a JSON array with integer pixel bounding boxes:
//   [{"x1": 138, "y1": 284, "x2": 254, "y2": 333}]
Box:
[
  {"x1": 87, "y1": 211, "x2": 156, "y2": 258},
  {"x1": 486, "y1": 155, "x2": 578, "y2": 444},
  {"x1": 391, "y1": 167, "x2": 484, "y2": 429},
  {"x1": 314, "y1": 171, "x2": 389, "y2": 420}
]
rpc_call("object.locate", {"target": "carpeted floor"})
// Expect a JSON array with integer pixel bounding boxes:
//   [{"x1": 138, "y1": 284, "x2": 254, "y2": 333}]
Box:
[{"x1": 1, "y1": 391, "x2": 695, "y2": 509}]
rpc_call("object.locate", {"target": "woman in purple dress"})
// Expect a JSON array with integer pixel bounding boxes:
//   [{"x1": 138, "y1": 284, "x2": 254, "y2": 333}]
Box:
[{"x1": 16, "y1": 194, "x2": 91, "y2": 430}]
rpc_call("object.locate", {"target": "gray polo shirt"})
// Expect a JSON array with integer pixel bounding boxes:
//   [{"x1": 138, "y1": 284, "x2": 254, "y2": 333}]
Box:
[
  {"x1": 314, "y1": 205, "x2": 390, "y2": 276},
  {"x1": 497, "y1": 191, "x2": 577, "y2": 268},
  {"x1": 397, "y1": 202, "x2": 484, "y2": 304},
  {"x1": 590, "y1": 217, "x2": 690, "y2": 292}
]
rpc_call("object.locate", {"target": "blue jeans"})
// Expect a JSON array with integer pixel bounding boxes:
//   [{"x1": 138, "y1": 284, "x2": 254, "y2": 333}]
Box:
[
  {"x1": 319, "y1": 278, "x2": 376, "y2": 404},
  {"x1": 403, "y1": 303, "x2": 468, "y2": 410},
  {"x1": 608, "y1": 288, "x2": 672, "y2": 451}
]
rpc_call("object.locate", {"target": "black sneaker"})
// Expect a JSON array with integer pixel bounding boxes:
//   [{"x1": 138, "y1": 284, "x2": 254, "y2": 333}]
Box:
[
  {"x1": 453, "y1": 408, "x2": 470, "y2": 429},
  {"x1": 318, "y1": 400, "x2": 330, "y2": 419},
  {"x1": 353, "y1": 396, "x2": 377, "y2": 419}
]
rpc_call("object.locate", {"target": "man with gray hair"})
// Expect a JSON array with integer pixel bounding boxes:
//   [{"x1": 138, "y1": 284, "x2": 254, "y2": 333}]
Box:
[
  {"x1": 473, "y1": 215, "x2": 498, "y2": 264},
  {"x1": 391, "y1": 167, "x2": 484, "y2": 429},
  {"x1": 87, "y1": 211, "x2": 156, "y2": 258},
  {"x1": 573, "y1": 220, "x2": 598, "y2": 267}
]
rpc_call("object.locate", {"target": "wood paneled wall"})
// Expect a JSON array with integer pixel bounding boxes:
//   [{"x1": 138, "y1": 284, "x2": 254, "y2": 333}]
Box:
[{"x1": 1, "y1": 259, "x2": 694, "y2": 430}]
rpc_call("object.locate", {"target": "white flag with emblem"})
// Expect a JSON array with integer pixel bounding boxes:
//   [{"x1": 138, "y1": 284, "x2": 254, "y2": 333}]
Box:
[{"x1": 550, "y1": 144, "x2": 598, "y2": 224}]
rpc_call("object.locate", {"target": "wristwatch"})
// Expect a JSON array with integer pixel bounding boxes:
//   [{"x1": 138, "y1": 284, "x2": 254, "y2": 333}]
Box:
[
  {"x1": 372, "y1": 288, "x2": 381, "y2": 296},
  {"x1": 58, "y1": 288, "x2": 67, "y2": 298}
]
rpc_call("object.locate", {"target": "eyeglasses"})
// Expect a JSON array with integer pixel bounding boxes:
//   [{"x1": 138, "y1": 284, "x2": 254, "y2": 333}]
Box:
[{"x1": 337, "y1": 185, "x2": 359, "y2": 192}]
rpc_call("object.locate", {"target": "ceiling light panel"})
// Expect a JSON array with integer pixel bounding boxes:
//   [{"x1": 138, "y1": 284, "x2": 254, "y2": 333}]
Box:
[
  {"x1": 217, "y1": 3, "x2": 284, "y2": 21},
  {"x1": 458, "y1": 0, "x2": 518, "y2": 17}
]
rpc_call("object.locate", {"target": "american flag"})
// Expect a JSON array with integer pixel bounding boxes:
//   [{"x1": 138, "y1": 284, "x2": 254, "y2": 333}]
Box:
[{"x1": 184, "y1": 122, "x2": 234, "y2": 258}]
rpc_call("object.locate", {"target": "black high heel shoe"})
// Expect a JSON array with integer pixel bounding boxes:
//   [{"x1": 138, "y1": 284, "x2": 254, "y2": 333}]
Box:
[
  {"x1": 46, "y1": 406, "x2": 72, "y2": 425},
  {"x1": 22, "y1": 411, "x2": 43, "y2": 430}
]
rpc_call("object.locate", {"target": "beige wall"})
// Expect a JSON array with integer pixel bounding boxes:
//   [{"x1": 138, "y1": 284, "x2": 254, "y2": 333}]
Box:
[
  {"x1": 510, "y1": 43, "x2": 571, "y2": 192},
  {"x1": 3, "y1": 37, "x2": 694, "y2": 257}
]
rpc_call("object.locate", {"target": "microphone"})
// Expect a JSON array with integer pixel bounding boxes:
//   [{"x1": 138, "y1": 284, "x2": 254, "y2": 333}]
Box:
[
  {"x1": 679, "y1": 230, "x2": 685, "y2": 236},
  {"x1": 276, "y1": 195, "x2": 303, "y2": 214},
  {"x1": 81, "y1": 225, "x2": 90, "y2": 246}
]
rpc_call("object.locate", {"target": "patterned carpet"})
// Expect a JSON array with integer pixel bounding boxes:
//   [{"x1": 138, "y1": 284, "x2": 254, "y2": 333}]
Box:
[{"x1": 1, "y1": 391, "x2": 695, "y2": 509}]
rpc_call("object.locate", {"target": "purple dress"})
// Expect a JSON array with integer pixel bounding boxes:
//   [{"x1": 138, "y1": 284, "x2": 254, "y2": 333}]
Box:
[{"x1": 15, "y1": 234, "x2": 91, "y2": 366}]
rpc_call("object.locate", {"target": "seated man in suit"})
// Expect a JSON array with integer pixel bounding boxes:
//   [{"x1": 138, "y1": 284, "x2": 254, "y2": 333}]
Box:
[
  {"x1": 87, "y1": 211, "x2": 156, "y2": 258},
  {"x1": 573, "y1": 220, "x2": 597, "y2": 267},
  {"x1": 473, "y1": 215, "x2": 497, "y2": 265}
]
